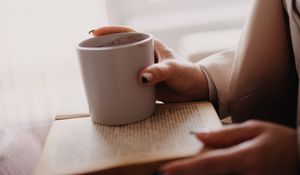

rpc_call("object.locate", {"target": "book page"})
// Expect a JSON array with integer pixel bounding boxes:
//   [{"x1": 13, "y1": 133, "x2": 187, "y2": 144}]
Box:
[{"x1": 35, "y1": 102, "x2": 222, "y2": 175}]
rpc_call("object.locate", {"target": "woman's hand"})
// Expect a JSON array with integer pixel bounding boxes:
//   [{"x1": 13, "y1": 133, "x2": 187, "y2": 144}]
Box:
[
  {"x1": 91, "y1": 26, "x2": 209, "y2": 102},
  {"x1": 159, "y1": 120, "x2": 299, "y2": 175}
]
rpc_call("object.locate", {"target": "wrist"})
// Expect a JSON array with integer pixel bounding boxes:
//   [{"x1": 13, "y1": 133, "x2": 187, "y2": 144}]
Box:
[{"x1": 181, "y1": 63, "x2": 209, "y2": 101}]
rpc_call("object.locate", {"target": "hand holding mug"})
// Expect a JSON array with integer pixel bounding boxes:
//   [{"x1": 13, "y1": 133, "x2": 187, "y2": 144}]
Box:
[{"x1": 91, "y1": 26, "x2": 209, "y2": 103}]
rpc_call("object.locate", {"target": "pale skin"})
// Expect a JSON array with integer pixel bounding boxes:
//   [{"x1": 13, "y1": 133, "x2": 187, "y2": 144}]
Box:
[{"x1": 92, "y1": 26, "x2": 299, "y2": 175}]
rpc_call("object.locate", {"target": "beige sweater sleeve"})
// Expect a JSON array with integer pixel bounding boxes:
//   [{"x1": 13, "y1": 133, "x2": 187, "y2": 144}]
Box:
[
  {"x1": 198, "y1": 0, "x2": 298, "y2": 127},
  {"x1": 198, "y1": 49, "x2": 234, "y2": 118}
]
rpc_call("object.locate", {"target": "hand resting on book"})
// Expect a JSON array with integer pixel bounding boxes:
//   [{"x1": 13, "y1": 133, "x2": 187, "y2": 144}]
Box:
[{"x1": 159, "y1": 120, "x2": 298, "y2": 175}]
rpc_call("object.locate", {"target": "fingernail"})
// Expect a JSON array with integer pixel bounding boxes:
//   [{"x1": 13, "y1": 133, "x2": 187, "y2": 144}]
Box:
[
  {"x1": 88, "y1": 29, "x2": 95, "y2": 35},
  {"x1": 141, "y1": 72, "x2": 153, "y2": 83},
  {"x1": 190, "y1": 128, "x2": 211, "y2": 135}
]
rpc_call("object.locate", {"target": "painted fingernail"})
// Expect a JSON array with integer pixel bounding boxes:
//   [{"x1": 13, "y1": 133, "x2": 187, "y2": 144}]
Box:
[
  {"x1": 88, "y1": 29, "x2": 95, "y2": 35},
  {"x1": 190, "y1": 128, "x2": 211, "y2": 135},
  {"x1": 141, "y1": 72, "x2": 153, "y2": 83}
]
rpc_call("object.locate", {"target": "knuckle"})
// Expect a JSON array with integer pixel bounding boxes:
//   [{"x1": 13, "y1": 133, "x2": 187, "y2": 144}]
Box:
[
  {"x1": 152, "y1": 65, "x2": 166, "y2": 79},
  {"x1": 243, "y1": 120, "x2": 262, "y2": 127},
  {"x1": 164, "y1": 60, "x2": 178, "y2": 68}
]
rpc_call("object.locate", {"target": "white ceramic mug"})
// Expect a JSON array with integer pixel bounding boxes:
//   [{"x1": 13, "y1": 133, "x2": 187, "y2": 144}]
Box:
[{"x1": 77, "y1": 32, "x2": 156, "y2": 125}]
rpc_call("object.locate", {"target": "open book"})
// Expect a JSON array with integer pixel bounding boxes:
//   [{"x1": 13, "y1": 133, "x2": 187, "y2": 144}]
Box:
[{"x1": 35, "y1": 102, "x2": 222, "y2": 175}]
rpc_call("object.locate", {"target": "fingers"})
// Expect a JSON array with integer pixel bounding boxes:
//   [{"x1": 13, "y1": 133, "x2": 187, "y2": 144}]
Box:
[
  {"x1": 91, "y1": 25, "x2": 135, "y2": 36},
  {"x1": 160, "y1": 149, "x2": 242, "y2": 175},
  {"x1": 154, "y1": 38, "x2": 180, "y2": 61},
  {"x1": 90, "y1": 26, "x2": 178, "y2": 63},
  {"x1": 140, "y1": 60, "x2": 189, "y2": 86},
  {"x1": 192, "y1": 121, "x2": 264, "y2": 148}
]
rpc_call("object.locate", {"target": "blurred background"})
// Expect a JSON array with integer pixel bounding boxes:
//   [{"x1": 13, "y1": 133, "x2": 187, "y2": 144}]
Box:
[
  {"x1": 107, "y1": 0, "x2": 252, "y2": 61},
  {"x1": 0, "y1": 0, "x2": 252, "y2": 128},
  {"x1": 0, "y1": 1, "x2": 252, "y2": 173}
]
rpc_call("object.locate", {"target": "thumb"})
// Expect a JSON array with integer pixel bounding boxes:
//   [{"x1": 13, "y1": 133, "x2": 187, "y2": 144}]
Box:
[
  {"x1": 139, "y1": 61, "x2": 176, "y2": 85},
  {"x1": 192, "y1": 121, "x2": 263, "y2": 148}
]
